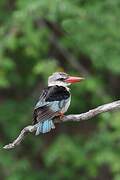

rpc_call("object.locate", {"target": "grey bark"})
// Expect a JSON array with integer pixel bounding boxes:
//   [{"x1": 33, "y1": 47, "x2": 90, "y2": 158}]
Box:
[{"x1": 3, "y1": 100, "x2": 120, "y2": 150}]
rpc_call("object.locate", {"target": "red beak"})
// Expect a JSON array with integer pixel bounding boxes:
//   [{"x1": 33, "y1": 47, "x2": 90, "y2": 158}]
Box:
[{"x1": 64, "y1": 76, "x2": 85, "y2": 83}]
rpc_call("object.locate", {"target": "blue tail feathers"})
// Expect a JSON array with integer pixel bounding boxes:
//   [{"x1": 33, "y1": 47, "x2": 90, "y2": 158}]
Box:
[{"x1": 35, "y1": 120, "x2": 55, "y2": 135}]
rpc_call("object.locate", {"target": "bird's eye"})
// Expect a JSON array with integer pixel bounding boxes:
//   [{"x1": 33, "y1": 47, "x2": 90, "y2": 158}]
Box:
[{"x1": 58, "y1": 78, "x2": 65, "y2": 81}]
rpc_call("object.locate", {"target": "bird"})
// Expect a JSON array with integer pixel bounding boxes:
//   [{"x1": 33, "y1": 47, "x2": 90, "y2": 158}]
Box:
[{"x1": 32, "y1": 72, "x2": 84, "y2": 135}]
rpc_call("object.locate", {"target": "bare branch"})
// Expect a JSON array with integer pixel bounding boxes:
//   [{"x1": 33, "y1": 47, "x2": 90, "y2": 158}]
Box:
[
  {"x1": 3, "y1": 126, "x2": 37, "y2": 149},
  {"x1": 61, "y1": 100, "x2": 120, "y2": 122},
  {"x1": 3, "y1": 100, "x2": 120, "y2": 150}
]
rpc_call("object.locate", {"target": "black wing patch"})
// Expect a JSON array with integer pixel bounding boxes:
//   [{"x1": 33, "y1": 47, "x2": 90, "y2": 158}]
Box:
[
  {"x1": 32, "y1": 86, "x2": 70, "y2": 125},
  {"x1": 45, "y1": 86, "x2": 70, "y2": 102}
]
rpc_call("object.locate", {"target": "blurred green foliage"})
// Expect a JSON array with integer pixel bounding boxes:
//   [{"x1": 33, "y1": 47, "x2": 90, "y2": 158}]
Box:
[{"x1": 0, "y1": 0, "x2": 120, "y2": 179}]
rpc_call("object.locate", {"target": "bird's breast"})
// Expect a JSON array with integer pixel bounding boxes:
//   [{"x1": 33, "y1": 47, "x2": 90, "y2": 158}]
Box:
[{"x1": 61, "y1": 96, "x2": 71, "y2": 113}]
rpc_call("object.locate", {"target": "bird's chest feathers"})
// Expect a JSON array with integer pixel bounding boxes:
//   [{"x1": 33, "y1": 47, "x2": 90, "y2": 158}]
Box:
[{"x1": 60, "y1": 96, "x2": 71, "y2": 113}]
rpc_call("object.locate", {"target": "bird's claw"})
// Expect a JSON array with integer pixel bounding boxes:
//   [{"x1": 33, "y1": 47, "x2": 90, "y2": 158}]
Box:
[{"x1": 58, "y1": 112, "x2": 64, "y2": 120}]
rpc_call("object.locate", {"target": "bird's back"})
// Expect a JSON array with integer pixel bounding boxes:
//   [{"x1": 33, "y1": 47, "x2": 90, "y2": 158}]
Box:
[{"x1": 33, "y1": 85, "x2": 70, "y2": 129}]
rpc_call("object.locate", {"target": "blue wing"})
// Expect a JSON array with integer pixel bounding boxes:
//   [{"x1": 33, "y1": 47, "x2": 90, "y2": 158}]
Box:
[{"x1": 32, "y1": 86, "x2": 70, "y2": 134}]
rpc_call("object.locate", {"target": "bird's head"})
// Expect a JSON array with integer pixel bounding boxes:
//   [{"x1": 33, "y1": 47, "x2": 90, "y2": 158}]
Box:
[{"x1": 48, "y1": 72, "x2": 84, "y2": 87}]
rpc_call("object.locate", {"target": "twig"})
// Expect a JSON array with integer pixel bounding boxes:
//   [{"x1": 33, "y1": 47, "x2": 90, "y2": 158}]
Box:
[{"x1": 3, "y1": 100, "x2": 120, "y2": 149}]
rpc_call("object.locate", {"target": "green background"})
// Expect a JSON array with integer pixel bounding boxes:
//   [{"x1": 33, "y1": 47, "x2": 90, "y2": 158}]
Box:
[{"x1": 0, "y1": 0, "x2": 120, "y2": 179}]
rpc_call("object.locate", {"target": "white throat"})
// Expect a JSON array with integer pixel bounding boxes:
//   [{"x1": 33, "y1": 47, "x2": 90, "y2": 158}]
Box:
[{"x1": 48, "y1": 81, "x2": 70, "y2": 90}]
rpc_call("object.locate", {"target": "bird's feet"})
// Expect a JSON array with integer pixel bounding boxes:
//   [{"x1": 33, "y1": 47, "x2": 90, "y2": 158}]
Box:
[{"x1": 58, "y1": 112, "x2": 64, "y2": 120}]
